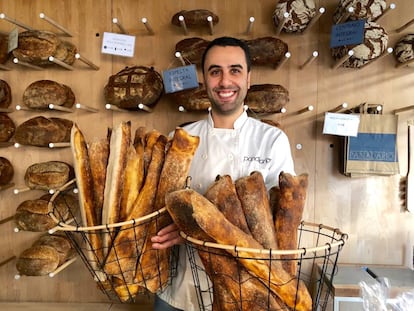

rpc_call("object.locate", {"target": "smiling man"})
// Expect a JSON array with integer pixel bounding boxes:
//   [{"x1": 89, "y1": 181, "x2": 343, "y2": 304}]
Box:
[{"x1": 152, "y1": 36, "x2": 296, "y2": 311}]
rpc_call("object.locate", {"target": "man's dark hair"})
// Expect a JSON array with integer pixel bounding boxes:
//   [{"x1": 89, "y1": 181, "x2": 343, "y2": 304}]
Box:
[{"x1": 201, "y1": 36, "x2": 251, "y2": 73}]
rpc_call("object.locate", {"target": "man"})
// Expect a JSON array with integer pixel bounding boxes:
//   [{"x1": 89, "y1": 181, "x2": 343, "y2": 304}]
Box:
[{"x1": 151, "y1": 36, "x2": 295, "y2": 310}]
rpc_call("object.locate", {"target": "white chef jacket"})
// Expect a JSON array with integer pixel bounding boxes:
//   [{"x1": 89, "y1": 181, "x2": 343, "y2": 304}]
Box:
[{"x1": 157, "y1": 109, "x2": 295, "y2": 310}]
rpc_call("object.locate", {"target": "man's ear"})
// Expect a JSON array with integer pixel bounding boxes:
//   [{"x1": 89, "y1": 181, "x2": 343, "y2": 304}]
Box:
[{"x1": 247, "y1": 72, "x2": 251, "y2": 89}]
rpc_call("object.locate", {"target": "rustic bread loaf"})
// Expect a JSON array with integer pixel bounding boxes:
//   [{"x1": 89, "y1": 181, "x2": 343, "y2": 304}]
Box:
[
  {"x1": 32, "y1": 234, "x2": 74, "y2": 265},
  {"x1": 394, "y1": 34, "x2": 414, "y2": 64},
  {"x1": 0, "y1": 79, "x2": 12, "y2": 108},
  {"x1": 23, "y1": 80, "x2": 76, "y2": 109},
  {"x1": 14, "y1": 116, "x2": 73, "y2": 147},
  {"x1": 175, "y1": 37, "x2": 210, "y2": 65},
  {"x1": 104, "y1": 66, "x2": 164, "y2": 109},
  {"x1": 0, "y1": 156, "x2": 14, "y2": 186},
  {"x1": 245, "y1": 37, "x2": 289, "y2": 67},
  {"x1": 169, "y1": 83, "x2": 210, "y2": 111},
  {"x1": 16, "y1": 245, "x2": 60, "y2": 276},
  {"x1": 331, "y1": 21, "x2": 388, "y2": 68},
  {"x1": 245, "y1": 84, "x2": 289, "y2": 114},
  {"x1": 12, "y1": 30, "x2": 60, "y2": 65},
  {"x1": 0, "y1": 113, "x2": 16, "y2": 142},
  {"x1": 171, "y1": 9, "x2": 219, "y2": 28},
  {"x1": 24, "y1": 160, "x2": 74, "y2": 191},
  {"x1": 53, "y1": 40, "x2": 77, "y2": 65},
  {"x1": 0, "y1": 34, "x2": 10, "y2": 64},
  {"x1": 333, "y1": 0, "x2": 386, "y2": 23},
  {"x1": 273, "y1": 0, "x2": 316, "y2": 33}
]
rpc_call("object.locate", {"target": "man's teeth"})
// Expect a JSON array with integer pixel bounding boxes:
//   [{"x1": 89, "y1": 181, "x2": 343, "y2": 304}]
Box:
[{"x1": 219, "y1": 91, "x2": 234, "y2": 98}]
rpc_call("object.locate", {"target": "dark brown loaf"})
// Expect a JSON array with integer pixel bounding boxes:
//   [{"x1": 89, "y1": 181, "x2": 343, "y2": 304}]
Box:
[
  {"x1": 16, "y1": 245, "x2": 60, "y2": 276},
  {"x1": 245, "y1": 84, "x2": 289, "y2": 114},
  {"x1": 23, "y1": 80, "x2": 76, "y2": 109},
  {"x1": 169, "y1": 83, "x2": 210, "y2": 111},
  {"x1": 171, "y1": 9, "x2": 219, "y2": 27},
  {"x1": 175, "y1": 37, "x2": 210, "y2": 65},
  {"x1": 245, "y1": 37, "x2": 289, "y2": 68},
  {"x1": 12, "y1": 30, "x2": 60, "y2": 65},
  {"x1": 24, "y1": 161, "x2": 74, "y2": 191},
  {"x1": 14, "y1": 116, "x2": 73, "y2": 147},
  {"x1": 0, "y1": 113, "x2": 16, "y2": 142},
  {"x1": 0, "y1": 79, "x2": 12, "y2": 108},
  {"x1": 0, "y1": 34, "x2": 10, "y2": 64},
  {"x1": 104, "y1": 66, "x2": 164, "y2": 109},
  {"x1": 0, "y1": 157, "x2": 14, "y2": 186}
]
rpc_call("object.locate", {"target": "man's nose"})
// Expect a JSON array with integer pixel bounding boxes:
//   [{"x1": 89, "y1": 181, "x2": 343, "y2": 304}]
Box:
[{"x1": 218, "y1": 72, "x2": 231, "y2": 86}]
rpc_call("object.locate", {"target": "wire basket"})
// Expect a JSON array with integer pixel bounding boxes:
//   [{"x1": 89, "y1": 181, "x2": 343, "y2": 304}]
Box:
[
  {"x1": 46, "y1": 179, "x2": 177, "y2": 303},
  {"x1": 182, "y1": 221, "x2": 348, "y2": 311}
]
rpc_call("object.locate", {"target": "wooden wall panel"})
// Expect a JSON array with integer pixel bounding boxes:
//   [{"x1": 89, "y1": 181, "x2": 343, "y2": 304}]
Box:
[{"x1": 0, "y1": 0, "x2": 413, "y2": 304}]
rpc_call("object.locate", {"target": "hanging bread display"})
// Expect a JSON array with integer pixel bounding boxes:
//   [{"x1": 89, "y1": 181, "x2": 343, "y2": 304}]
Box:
[
  {"x1": 104, "y1": 66, "x2": 164, "y2": 110},
  {"x1": 245, "y1": 84, "x2": 289, "y2": 114},
  {"x1": 12, "y1": 30, "x2": 77, "y2": 66},
  {"x1": 272, "y1": 0, "x2": 317, "y2": 33},
  {"x1": 24, "y1": 161, "x2": 74, "y2": 191},
  {"x1": 14, "y1": 116, "x2": 73, "y2": 147},
  {"x1": 22, "y1": 80, "x2": 76, "y2": 110},
  {"x1": 331, "y1": 21, "x2": 388, "y2": 68}
]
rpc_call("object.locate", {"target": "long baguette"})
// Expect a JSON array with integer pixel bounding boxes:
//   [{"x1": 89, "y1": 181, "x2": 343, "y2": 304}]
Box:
[
  {"x1": 101, "y1": 121, "x2": 131, "y2": 256},
  {"x1": 165, "y1": 189, "x2": 312, "y2": 311},
  {"x1": 70, "y1": 124, "x2": 106, "y2": 281}
]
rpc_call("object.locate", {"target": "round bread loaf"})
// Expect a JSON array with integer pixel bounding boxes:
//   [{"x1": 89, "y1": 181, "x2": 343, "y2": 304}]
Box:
[
  {"x1": 12, "y1": 30, "x2": 60, "y2": 65},
  {"x1": 0, "y1": 79, "x2": 12, "y2": 108},
  {"x1": 0, "y1": 113, "x2": 16, "y2": 142},
  {"x1": 273, "y1": 0, "x2": 316, "y2": 33},
  {"x1": 40, "y1": 192, "x2": 79, "y2": 222},
  {"x1": 32, "y1": 234, "x2": 73, "y2": 265},
  {"x1": 175, "y1": 37, "x2": 210, "y2": 65},
  {"x1": 331, "y1": 21, "x2": 388, "y2": 68},
  {"x1": 104, "y1": 66, "x2": 164, "y2": 109},
  {"x1": 394, "y1": 34, "x2": 414, "y2": 64},
  {"x1": 245, "y1": 37, "x2": 289, "y2": 67},
  {"x1": 169, "y1": 83, "x2": 210, "y2": 111},
  {"x1": 24, "y1": 161, "x2": 74, "y2": 191},
  {"x1": 245, "y1": 84, "x2": 289, "y2": 114},
  {"x1": 23, "y1": 80, "x2": 75, "y2": 110},
  {"x1": 53, "y1": 40, "x2": 77, "y2": 65},
  {"x1": 0, "y1": 157, "x2": 14, "y2": 186},
  {"x1": 14, "y1": 116, "x2": 73, "y2": 147},
  {"x1": 333, "y1": 0, "x2": 386, "y2": 24},
  {"x1": 171, "y1": 9, "x2": 219, "y2": 27},
  {"x1": 16, "y1": 245, "x2": 60, "y2": 276},
  {"x1": 0, "y1": 34, "x2": 10, "y2": 64}
]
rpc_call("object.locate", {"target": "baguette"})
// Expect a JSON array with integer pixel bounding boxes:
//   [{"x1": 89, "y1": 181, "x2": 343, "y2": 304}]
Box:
[
  {"x1": 235, "y1": 171, "x2": 278, "y2": 249},
  {"x1": 70, "y1": 124, "x2": 105, "y2": 281},
  {"x1": 272, "y1": 172, "x2": 308, "y2": 275},
  {"x1": 165, "y1": 189, "x2": 312, "y2": 311}
]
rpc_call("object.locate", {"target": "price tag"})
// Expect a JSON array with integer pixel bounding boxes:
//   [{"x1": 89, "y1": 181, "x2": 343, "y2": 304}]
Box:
[
  {"x1": 162, "y1": 65, "x2": 199, "y2": 94},
  {"x1": 330, "y1": 19, "x2": 365, "y2": 48},
  {"x1": 323, "y1": 112, "x2": 360, "y2": 137},
  {"x1": 101, "y1": 32, "x2": 135, "y2": 57}
]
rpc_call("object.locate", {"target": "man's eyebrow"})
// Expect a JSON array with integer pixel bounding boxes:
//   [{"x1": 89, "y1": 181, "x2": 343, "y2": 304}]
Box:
[{"x1": 207, "y1": 64, "x2": 244, "y2": 71}]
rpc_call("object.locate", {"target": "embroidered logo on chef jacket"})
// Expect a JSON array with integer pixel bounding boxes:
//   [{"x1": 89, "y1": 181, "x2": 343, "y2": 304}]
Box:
[{"x1": 243, "y1": 156, "x2": 271, "y2": 164}]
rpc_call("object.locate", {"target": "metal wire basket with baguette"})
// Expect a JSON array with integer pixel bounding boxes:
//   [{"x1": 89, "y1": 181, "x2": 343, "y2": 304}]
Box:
[
  {"x1": 166, "y1": 172, "x2": 348, "y2": 311},
  {"x1": 46, "y1": 122, "x2": 200, "y2": 303}
]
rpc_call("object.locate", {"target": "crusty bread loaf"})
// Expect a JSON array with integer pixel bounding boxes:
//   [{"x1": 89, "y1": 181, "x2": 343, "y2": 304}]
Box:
[
  {"x1": 333, "y1": 0, "x2": 386, "y2": 24},
  {"x1": 246, "y1": 84, "x2": 289, "y2": 114},
  {"x1": 245, "y1": 37, "x2": 289, "y2": 67},
  {"x1": 32, "y1": 233, "x2": 74, "y2": 265},
  {"x1": 104, "y1": 66, "x2": 164, "y2": 109},
  {"x1": 12, "y1": 30, "x2": 60, "y2": 65},
  {"x1": 175, "y1": 37, "x2": 210, "y2": 65},
  {"x1": 171, "y1": 9, "x2": 219, "y2": 27},
  {"x1": 16, "y1": 245, "x2": 60, "y2": 276},
  {"x1": 169, "y1": 83, "x2": 211, "y2": 111},
  {"x1": 24, "y1": 161, "x2": 74, "y2": 191},
  {"x1": 0, "y1": 157, "x2": 14, "y2": 186},
  {"x1": 273, "y1": 0, "x2": 316, "y2": 33},
  {"x1": 166, "y1": 189, "x2": 312, "y2": 311},
  {"x1": 0, "y1": 79, "x2": 12, "y2": 108},
  {"x1": 23, "y1": 80, "x2": 75, "y2": 110},
  {"x1": 15, "y1": 116, "x2": 73, "y2": 147},
  {"x1": 53, "y1": 40, "x2": 77, "y2": 65},
  {"x1": 394, "y1": 34, "x2": 414, "y2": 64},
  {"x1": 0, "y1": 113, "x2": 16, "y2": 142}
]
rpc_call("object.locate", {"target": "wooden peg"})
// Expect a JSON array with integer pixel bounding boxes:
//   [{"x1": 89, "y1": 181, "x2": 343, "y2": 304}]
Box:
[
  {"x1": 178, "y1": 15, "x2": 188, "y2": 35},
  {"x1": 0, "y1": 182, "x2": 15, "y2": 191},
  {"x1": 39, "y1": 13, "x2": 72, "y2": 37},
  {"x1": 49, "y1": 257, "x2": 77, "y2": 277},
  {"x1": 0, "y1": 13, "x2": 33, "y2": 30},
  {"x1": 373, "y1": 3, "x2": 396, "y2": 22},
  {"x1": 361, "y1": 47, "x2": 393, "y2": 69},
  {"x1": 0, "y1": 215, "x2": 14, "y2": 225},
  {"x1": 332, "y1": 50, "x2": 354, "y2": 69},
  {"x1": 112, "y1": 17, "x2": 128, "y2": 34},
  {"x1": 13, "y1": 58, "x2": 43, "y2": 70},
  {"x1": 141, "y1": 17, "x2": 154, "y2": 35},
  {"x1": 299, "y1": 51, "x2": 318, "y2": 69},
  {"x1": 296, "y1": 105, "x2": 314, "y2": 114},
  {"x1": 175, "y1": 51, "x2": 186, "y2": 66},
  {"x1": 276, "y1": 12, "x2": 289, "y2": 35},
  {"x1": 275, "y1": 51, "x2": 291, "y2": 70},
  {"x1": 138, "y1": 103, "x2": 152, "y2": 112},
  {"x1": 207, "y1": 16, "x2": 214, "y2": 35},
  {"x1": 48, "y1": 56, "x2": 74, "y2": 70},
  {"x1": 48, "y1": 142, "x2": 71, "y2": 148},
  {"x1": 245, "y1": 17, "x2": 255, "y2": 35},
  {"x1": 75, "y1": 53, "x2": 99, "y2": 70},
  {"x1": 303, "y1": 7, "x2": 325, "y2": 34},
  {"x1": 329, "y1": 102, "x2": 348, "y2": 113},
  {"x1": 0, "y1": 255, "x2": 15, "y2": 268},
  {"x1": 75, "y1": 103, "x2": 99, "y2": 112},
  {"x1": 105, "y1": 104, "x2": 129, "y2": 112},
  {"x1": 48, "y1": 103, "x2": 73, "y2": 112}
]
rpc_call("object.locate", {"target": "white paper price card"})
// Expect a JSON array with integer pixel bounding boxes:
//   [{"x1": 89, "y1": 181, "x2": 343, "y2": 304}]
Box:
[
  {"x1": 323, "y1": 112, "x2": 360, "y2": 137},
  {"x1": 101, "y1": 32, "x2": 135, "y2": 57}
]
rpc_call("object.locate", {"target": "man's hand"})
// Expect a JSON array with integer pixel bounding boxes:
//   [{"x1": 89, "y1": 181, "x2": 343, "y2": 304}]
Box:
[{"x1": 151, "y1": 223, "x2": 184, "y2": 249}]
